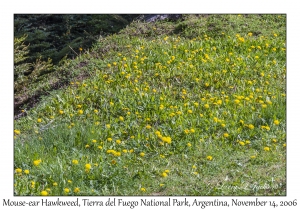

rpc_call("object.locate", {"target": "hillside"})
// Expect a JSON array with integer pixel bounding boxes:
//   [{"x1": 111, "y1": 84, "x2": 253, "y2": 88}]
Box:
[{"x1": 14, "y1": 14, "x2": 286, "y2": 196}]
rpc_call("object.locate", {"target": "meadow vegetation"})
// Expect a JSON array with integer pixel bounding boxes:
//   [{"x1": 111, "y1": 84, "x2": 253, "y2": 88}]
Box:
[{"x1": 14, "y1": 14, "x2": 286, "y2": 196}]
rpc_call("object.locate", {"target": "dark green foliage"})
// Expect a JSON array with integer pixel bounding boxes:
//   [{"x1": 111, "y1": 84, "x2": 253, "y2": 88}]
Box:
[
  {"x1": 14, "y1": 35, "x2": 54, "y2": 97},
  {"x1": 14, "y1": 35, "x2": 31, "y2": 84},
  {"x1": 14, "y1": 14, "x2": 138, "y2": 64}
]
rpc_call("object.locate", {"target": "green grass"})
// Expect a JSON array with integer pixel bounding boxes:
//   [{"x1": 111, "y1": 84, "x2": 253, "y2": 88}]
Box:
[{"x1": 14, "y1": 14, "x2": 286, "y2": 196}]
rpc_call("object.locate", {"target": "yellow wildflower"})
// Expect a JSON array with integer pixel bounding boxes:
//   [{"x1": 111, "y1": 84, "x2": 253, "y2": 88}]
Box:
[
  {"x1": 223, "y1": 133, "x2": 229, "y2": 138},
  {"x1": 72, "y1": 160, "x2": 79, "y2": 165},
  {"x1": 239, "y1": 141, "x2": 245, "y2": 146},
  {"x1": 248, "y1": 124, "x2": 254, "y2": 130},
  {"x1": 155, "y1": 131, "x2": 161, "y2": 136},
  {"x1": 234, "y1": 99, "x2": 240, "y2": 104},
  {"x1": 207, "y1": 156, "x2": 213, "y2": 161},
  {"x1": 33, "y1": 159, "x2": 41, "y2": 166},
  {"x1": 274, "y1": 120, "x2": 280, "y2": 125},
  {"x1": 14, "y1": 130, "x2": 21, "y2": 135},
  {"x1": 15, "y1": 168, "x2": 22, "y2": 173},
  {"x1": 41, "y1": 191, "x2": 48, "y2": 196},
  {"x1": 85, "y1": 163, "x2": 91, "y2": 170},
  {"x1": 161, "y1": 172, "x2": 168, "y2": 177}
]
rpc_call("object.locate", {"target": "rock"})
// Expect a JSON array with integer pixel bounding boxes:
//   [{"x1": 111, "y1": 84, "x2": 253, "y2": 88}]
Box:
[{"x1": 137, "y1": 14, "x2": 182, "y2": 23}]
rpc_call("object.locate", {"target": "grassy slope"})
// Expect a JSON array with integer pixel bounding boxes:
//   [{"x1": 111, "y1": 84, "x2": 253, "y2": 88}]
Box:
[{"x1": 14, "y1": 14, "x2": 286, "y2": 196}]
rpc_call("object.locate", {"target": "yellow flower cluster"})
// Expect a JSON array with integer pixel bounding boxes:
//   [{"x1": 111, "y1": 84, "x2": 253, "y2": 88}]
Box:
[
  {"x1": 155, "y1": 131, "x2": 172, "y2": 144},
  {"x1": 107, "y1": 149, "x2": 121, "y2": 157}
]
